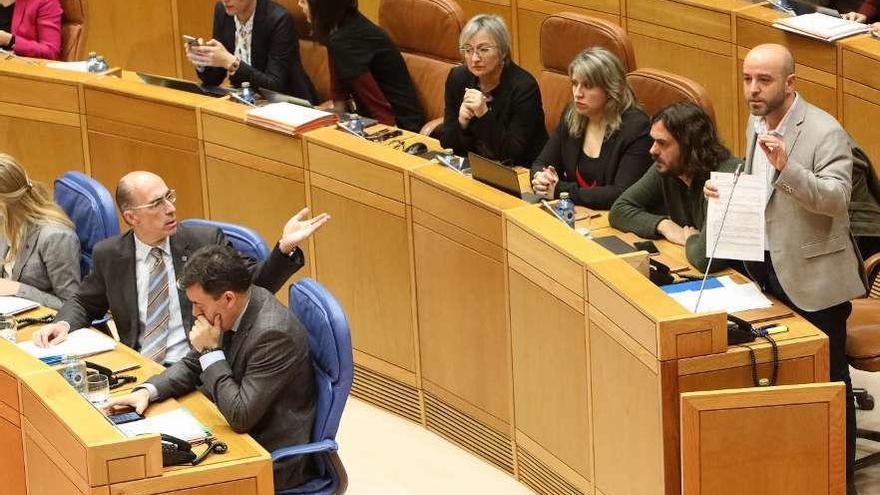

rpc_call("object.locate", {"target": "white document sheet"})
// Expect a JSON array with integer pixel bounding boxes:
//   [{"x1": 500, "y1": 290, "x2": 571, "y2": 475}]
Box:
[
  {"x1": 668, "y1": 276, "x2": 773, "y2": 313},
  {"x1": 116, "y1": 408, "x2": 212, "y2": 442},
  {"x1": 0, "y1": 296, "x2": 39, "y2": 315},
  {"x1": 17, "y1": 327, "x2": 116, "y2": 359},
  {"x1": 45, "y1": 60, "x2": 90, "y2": 72},
  {"x1": 705, "y1": 171, "x2": 766, "y2": 262}
]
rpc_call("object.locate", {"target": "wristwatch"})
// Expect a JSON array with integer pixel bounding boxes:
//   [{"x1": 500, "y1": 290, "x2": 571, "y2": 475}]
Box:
[
  {"x1": 200, "y1": 346, "x2": 221, "y2": 356},
  {"x1": 6, "y1": 34, "x2": 14, "y2": 49},
  {"x1": 226, "y1": 56, "x2": 240, "y2": 76}
]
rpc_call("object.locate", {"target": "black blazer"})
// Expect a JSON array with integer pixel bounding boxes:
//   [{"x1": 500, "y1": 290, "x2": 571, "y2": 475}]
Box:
[
  {"x1": 531, "y1": 106, "x2": 653, "y2": 209},
  {"x1": 148, "y1": 286, "x2": 316, "y2": 489},
  {"x1": 440, "y1": 62, "x2": 548, "y2": 166},
  {"x1": 55, "y1": 223, "x2": 303, "y2": 351},
  {"x1": 198, "y1": 0, "x2": 316, "y2": 103}
]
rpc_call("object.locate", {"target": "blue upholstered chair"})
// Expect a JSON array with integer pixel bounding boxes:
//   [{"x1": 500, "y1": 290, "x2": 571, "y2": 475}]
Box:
[
  {"x1": 180, "y1": 219, "x2": 270, "y2": 262},
  {"x1": 274, "y1": 278, "x2": 353, "y2": 495},
  {"x1": 53, "y1": 171, "x2": 120, "y2": 275}
]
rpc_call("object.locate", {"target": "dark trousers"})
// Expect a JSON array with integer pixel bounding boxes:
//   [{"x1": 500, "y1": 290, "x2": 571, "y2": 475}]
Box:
[{"x1": 749, "y1": 254, "x2": 856, "y2": 483}]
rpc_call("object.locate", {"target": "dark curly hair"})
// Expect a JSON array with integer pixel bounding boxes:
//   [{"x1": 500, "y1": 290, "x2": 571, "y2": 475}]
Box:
[{"x1": 651, "y1": 102, "x2": 730, "y2": 182}]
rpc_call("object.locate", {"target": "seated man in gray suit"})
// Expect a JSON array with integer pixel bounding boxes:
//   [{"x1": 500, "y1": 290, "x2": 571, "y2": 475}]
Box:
[
  {"x1": 32, "y1": 171, "x2": 329, "y2": 366},
  {"x1": 707, "y1": 43, "x2": 867, "y2": 494},
  {"x1": 104, "y1": 245, "x2": 316, "y2": 490}
]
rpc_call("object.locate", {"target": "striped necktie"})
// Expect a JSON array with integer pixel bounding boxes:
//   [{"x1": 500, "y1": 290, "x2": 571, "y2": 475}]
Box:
[{"x1": 139, "y1": 247, "x2": 171, "y2": 363}]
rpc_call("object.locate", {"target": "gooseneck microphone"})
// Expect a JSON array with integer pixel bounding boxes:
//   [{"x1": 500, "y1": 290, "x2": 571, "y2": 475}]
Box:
[{"x1": 694, "y1": 162, "x2": 744, "y2": 312}]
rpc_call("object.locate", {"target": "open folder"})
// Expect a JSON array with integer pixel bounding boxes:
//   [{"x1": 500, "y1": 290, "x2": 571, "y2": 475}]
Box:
[{"x1": 115, "y1": 408, "x2": 212, "y2": 443}]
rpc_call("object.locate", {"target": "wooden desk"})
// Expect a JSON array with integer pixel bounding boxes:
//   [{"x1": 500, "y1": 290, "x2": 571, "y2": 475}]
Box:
[
  {"x1": 0, "y1": 314, "x2": 274, "y2": 495},
  {"x1": 82, "y1": 72, "x2": 214, "y2": 220},
  {"x1": 0, "y1": 59, "x2": 91, "y2": 188}
]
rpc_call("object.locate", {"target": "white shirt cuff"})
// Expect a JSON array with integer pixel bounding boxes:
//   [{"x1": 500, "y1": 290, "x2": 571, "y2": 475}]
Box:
[
  {"x1": 199, "y1": 350, "x2": 226, "y2": 370},
  {"x1": 135, "y1": 383, "x2": 159, "y2": 401}
]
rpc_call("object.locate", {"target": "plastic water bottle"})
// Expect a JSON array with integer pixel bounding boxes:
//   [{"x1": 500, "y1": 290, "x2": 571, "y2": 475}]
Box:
[
  {"x1": 94, "y1": 56, "x2": 109, "y2": 73},
  {"x1": 60, "y1": 355, "x2": 87, "y2": 393},
  {"x1": 554, "y1": 192, "x2": 575, "y2": 228},
  {"x1": 86, "y1": 52, "x2": 99, "y2": 72},
  {"x1": 239, "y1": 82, "x2": 256, "y2": 105},
  {"x1": 0, "y1": 314, "x2": 16, "y2": 343}
]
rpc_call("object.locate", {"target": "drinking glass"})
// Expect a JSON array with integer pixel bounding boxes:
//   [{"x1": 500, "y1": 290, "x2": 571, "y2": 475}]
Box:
[{"x1": 86, "y1": 373, "x2": 110, "y2": 406}]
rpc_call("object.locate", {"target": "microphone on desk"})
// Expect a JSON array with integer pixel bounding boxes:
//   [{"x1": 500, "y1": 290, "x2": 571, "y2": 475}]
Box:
[
  {"x1": 0, "y1": 48, "x2": 39, "y2": 66},
  {"x1": 694, "y1": 163, "x2": 743, "y2": 312}
]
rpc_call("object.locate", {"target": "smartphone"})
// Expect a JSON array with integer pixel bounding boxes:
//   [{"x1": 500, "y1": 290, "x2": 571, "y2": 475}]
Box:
[
  {"x1": 182, "y1": 35, "x2": 201, "y2": 46},
  {"x1": 108, "y1": 411, "x2": 144, "y2": 425},
  {"x1": 633, "y1": 240, "x2": 660, "y2": 255}
]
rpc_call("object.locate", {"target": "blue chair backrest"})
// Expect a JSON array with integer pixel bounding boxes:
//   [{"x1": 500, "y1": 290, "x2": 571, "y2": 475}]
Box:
[
  {"x1": 53, "y1": 171, "x2": 120, "y2": 275},
  {"x1": 181, "y1": 219, "x2": 270, "y2": 262},
  {"x1": 289, "y1": 278, "x2": 353, "y2": 454}
]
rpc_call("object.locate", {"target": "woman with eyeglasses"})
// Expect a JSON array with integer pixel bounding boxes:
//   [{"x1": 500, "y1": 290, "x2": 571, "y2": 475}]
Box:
[
  {"x1": 439, "y1": 14, "x2": 547, "y2": 166},
  {"x1": 531, "y1": 48, "x2": 652, "y2": 209},
  {"x1": 297, "y1": 0, "x2": 424, "y2": 132},
  {"x1": 0, "y1": 154, "x2": 80, "y2": 309}
]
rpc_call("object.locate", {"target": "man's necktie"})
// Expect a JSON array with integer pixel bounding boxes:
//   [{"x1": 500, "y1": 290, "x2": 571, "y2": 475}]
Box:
[{"x1": 140, "y1": 247, "x2": 171, "y2": 363}]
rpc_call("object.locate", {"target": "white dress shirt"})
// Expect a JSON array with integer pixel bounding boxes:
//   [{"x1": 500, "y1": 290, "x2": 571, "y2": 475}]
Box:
[{"x1": 133, "y1": 235, "x2": 188, "y2": 364}]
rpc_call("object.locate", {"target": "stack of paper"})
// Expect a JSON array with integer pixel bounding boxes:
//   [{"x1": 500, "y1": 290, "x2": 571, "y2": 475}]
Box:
[
  {"x1": 246, "y1": 102, "x2": 337, "y2": 136},
  {"x1": 17, "y1": 327, "x2": 116, "y2": 359},
  {"x1": 773, "y1": 12, "x2": 870, "y2": 42},
  {"x1": 116, "y1": 408, "x2": 212, "y2": 442},
  {"x1": 0, "y1": 296, "x2": 38, "y2": 315},
  {"x1": 46, "y1": 61, "x2": 90, "y2": 72},
  {"x1": 663, "y1": 276, "x2": 773, "y2": 314}
]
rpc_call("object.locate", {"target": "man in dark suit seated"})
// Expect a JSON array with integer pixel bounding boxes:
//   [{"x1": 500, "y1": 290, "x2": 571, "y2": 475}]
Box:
[
  {"x1": 32, "y1": 171, "x2": 329, "y2": 366},
  {"x1": 186, "y1": 0, "x2": 317, "y2": 103},
  {"x1": 608, "y1": 102, "x2": 742, "y2": 273},
  {"x1": 104, "y1": 244, "x2": 316, "y2": 490}
]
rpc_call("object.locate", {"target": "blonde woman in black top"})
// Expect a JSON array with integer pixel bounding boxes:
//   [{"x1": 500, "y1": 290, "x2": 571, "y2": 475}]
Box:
[{"x1": 531, "y1": 47, "x2": 652, "y2": 209}]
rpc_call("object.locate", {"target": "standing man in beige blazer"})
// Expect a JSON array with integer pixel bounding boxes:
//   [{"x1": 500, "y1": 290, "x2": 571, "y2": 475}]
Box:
[{"x1": 707, "y1": 43, "x2": 867, "y2": 493}]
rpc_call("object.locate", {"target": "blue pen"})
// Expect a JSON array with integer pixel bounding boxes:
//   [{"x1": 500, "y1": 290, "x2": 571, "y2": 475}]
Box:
[{"x1": 39, "y1": 355, "x2": 63, "y2": 365}]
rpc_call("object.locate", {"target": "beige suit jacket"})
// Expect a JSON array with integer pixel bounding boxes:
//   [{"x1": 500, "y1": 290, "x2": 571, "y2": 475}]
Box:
[{"x1": 745, "y1": 97, "x2": 867, "y2": 311}]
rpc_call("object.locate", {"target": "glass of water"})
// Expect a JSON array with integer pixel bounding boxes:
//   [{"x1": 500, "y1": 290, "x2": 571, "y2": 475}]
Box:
[
  {"x1": 0, "y1": 314, "x2": 17, "y2": 343},
  {"x1": 85, "y1": 373, "x2": 110, "y2": 406}
]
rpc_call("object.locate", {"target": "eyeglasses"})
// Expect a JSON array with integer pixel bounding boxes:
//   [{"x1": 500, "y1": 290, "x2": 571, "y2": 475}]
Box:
[
  {"x1": 128, "y1": 189, "x2": 177, "y2": 211},
  {"x1": 459, "y1": 45, "x2": 497, "y2": 58}
]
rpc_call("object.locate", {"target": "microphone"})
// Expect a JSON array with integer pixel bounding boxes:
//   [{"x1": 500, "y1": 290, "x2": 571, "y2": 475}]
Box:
[
  {"x1": 694, "y1": 163, "x2": 743, "y2": 312},
  {"x1": 0, "y1": 48, "x2": 39, "y2": 66}
]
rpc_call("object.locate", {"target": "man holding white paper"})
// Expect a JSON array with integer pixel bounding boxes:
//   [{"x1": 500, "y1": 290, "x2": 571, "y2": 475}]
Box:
[{"x1": 706, "y1": 43, "x2": 867, "y2": 492}]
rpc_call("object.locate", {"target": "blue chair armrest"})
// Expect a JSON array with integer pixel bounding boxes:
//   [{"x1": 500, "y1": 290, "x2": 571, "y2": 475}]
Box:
[{"x1": 271, "y1": 439, "x2": 338, "y2": 462}]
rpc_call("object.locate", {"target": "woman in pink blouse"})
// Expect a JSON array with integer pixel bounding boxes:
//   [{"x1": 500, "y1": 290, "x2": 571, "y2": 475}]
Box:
[{"x1": 0, "y1": 0, "x2": 62, "y2": 60}]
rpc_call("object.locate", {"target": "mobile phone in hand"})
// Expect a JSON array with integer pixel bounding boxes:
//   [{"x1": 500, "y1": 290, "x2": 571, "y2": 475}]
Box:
[
  {"x1": 108, "y1": 410, "x2": 144, "y2": 425},
  {"x1": 183, "y1": 35, "x2": 201, "y2": 46}
]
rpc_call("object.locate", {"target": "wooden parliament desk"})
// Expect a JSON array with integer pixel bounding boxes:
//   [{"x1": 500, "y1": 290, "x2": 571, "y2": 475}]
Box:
[
  {"x1": 0, "y1": 61, "x2": 846, "y2": 495},
  {"x1": 0, "y1": 312, "x2": 274, "y2": 495}
]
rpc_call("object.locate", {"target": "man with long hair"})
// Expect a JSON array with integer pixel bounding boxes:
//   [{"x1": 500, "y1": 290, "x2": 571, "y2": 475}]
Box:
[{"x1": 609, "y1": 102, "x2": 742, "y2": 272}]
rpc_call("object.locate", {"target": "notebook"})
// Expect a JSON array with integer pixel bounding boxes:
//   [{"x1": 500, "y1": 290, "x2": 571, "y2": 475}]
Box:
[
  {"x1": 246, "y1": 102, "x2": 338, "y2": 136},
  {"x1": 0, "y1": 296, "x2": 39, "y2": 315}
]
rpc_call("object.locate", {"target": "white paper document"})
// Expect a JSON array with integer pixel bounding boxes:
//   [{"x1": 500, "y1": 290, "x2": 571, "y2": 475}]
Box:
[
  {"x1": 667, "y1": 276, "x2": 773, "y2": 314},
  {"x1": 0, "y1": 296, "x2": 39, "y2": 315},
  {"x1": 706, "y1": 171, "x2": 766, "y2": 262},
  {"x1": 116, "y1": 408, "x2": 212, "y2": 442},
  {"x1": 773, "y1": 13, "x2": 870, "y2": 42},
  {"x1": 45, "y1": 60, "x2": 91, "y2": 72},
  {"x1": 17, "y1": 327, "x2": 116, "y2": 359}
]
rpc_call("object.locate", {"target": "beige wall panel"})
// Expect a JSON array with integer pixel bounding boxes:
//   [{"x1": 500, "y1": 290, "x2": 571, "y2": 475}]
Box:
[
  {"x1": 310, "y1": 187, "x2": 416, "y2": 371},
  {"x1": 205, "y1": 157, "x2": 310, "y2": 289},
  {"x1": 630, "y1": 33, "x2": 737, "y2": 155},
  {"x1": 0, "y1": 416, "x2": 26, "y2": 495},
  {"x1": 509, "y1": 270, "x2": 591, "y2": 478},
  {"x1": 414, "y1": 223, "x2": 512, "y2": 424},
  {"x1": 0, "y1": 117, "x2": 84, "y2": 188},
  {"x1": 84, "y1": 0, "x2": 178, "y2": 76},
  {"x1": 590, "y1": 318, "x2": 664, "y2": 495},
  {"x1": 177, "y1": 0, "x2": 218, "y2": 81},
  {"x1": 88, "y1": 132, "x2": 204, "y2": 219}
]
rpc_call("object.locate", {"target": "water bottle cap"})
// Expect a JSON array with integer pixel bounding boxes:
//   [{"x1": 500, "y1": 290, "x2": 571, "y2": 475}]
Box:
[
  {"x1": 559, "y1": 192, "x2": 570, "y2": 199},
  {"x1": 88, "y1": 52, "x2": 96, "y2": 57},
  {"x1": 242, "y1": 82, "x2": 250, "y2": 88},
  {"x1": 97, "y1": 56, "x2": 105, "y2": 61}
]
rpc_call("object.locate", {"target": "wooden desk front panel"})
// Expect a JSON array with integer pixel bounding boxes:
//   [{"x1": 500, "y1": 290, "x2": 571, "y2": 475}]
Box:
[
  {"x1": 627, "y1": 20, "x2": 739, "y2": 153},
  {"x1": 589, "y1": 305, "x2": 665, "y2": 495},
  {"x1": 515, "y1": 1, "x2": 621, "y2": 79},
  {"x1": 508, "y1": 262, "x2": 592, "y2": 493},
  {"x1": 0, "y1": 369, "x2": 25, "y2": 495},
  {"x1": 308, "y1": 173, "x2": 416, "y2": 376},
  {"x1": 84, "y1": 0, "x2": 179, "y2": 76},
  {"x1": 842, "y1": 42, "x2": 880, "y2": 170}
]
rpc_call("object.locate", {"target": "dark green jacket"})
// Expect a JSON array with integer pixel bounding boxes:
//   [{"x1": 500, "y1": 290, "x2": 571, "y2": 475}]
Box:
[
  {"x1": 850, "y1": 143, "x2": 880, "y2": 238},
  {"x1": 608, "y1": 157, "x2": 742, "y2": 273}
]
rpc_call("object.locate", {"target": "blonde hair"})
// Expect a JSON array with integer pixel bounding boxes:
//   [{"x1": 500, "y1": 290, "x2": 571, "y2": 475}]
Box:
[
  {"x1": 564, "y1": 47, "x2": 637, "y2": 138},
  {"x1": 0, "y1": 154, "x2": 74, "y2": 256}
]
